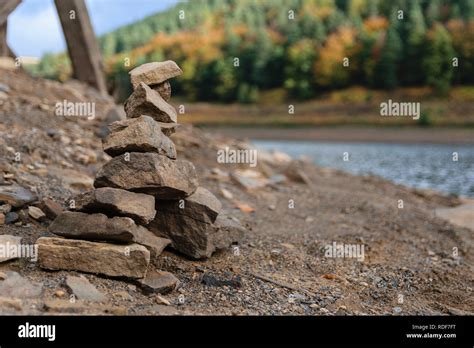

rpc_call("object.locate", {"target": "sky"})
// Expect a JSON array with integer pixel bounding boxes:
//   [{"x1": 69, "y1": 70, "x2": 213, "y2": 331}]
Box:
[{"x1": 7, "y1": 0, "x2": 182, "y2": 58}]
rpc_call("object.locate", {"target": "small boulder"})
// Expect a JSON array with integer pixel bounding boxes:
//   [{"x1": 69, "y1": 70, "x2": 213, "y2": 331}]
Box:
[
  {"x1": 103, "y1": 115, "x2": 176, "y2": 159},
  {"x1": 0, "y1": 184, "x2": 36, "y2": 208},
  {"x1": 139, "y1": 270, "x2": 179, "y2": 294},
  {"x1": 73, "y1": 187, "x2": 156, "y2": 225},
  {"x1": 156, "y1": 187, "x2": 222, "y2": 224},
  {"x1": 124, "y1": 82, "x2": 177, "y2": 123},
  {"x1": 40, "y1": 198, "x2": 64, "y2": 220},
  {"x1": 49, "y1": 211, "x2": 150, "y2": 243},
  {"x1": 0, "y1": 271, "x2": 42, "y2": 299},
  {"x1": 94, "y1": 152, "x2": 198, "y2": 199},
  {"x1": 108, "y1": 117, "x2": 178, "y2": 137}
]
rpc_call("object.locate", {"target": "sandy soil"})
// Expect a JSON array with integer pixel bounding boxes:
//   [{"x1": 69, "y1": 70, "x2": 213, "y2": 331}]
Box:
[{"x1": 0, "y1": 67, "x2": 473, "y2": 316}]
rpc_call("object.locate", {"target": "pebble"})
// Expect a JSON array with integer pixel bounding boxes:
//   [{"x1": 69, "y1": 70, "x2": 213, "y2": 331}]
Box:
[
  {"x1": 28, "y1": 206, "x2": 46, "y2": 220},
  {"x1": 393, "y1": 306, "x2": 402, "y2": 314},
  {"x1": 156, "y1": 295, "x2": 171, "y2": 306},
  {"x1": 55, "y1": 290, "x2": 66, "y2": 298}
]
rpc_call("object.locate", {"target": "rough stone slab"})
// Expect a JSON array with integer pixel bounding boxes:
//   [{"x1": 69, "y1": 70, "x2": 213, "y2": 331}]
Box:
[
  {"x1": 0, "y1": 184, "x2": 36, "y2": 208},
  {"x1": 130, "y1": 61, "x2": 182, "y2": 89},
  {"x1": 138, "y1": 270, "x2": 179, "y2": 294},
  {"x1": 149, "y1": 212, "x2": 244, "y2": 260},
  {"x1": 212, "y1": 214, "x2": 246, "y2": 250},
  {"x1": 94, "y1": 152, "x2": 198, "y2": 199},
  {"x1": 0, "y1": 235, "x2": 22, "y2": 262},
  {"x1": 109, "y1": 116, "x2": 178, "y2": 137},
  {"x1": 37, "y1": 237, "x2": 150, "y2": 279},
  {"x1": 49, "y1": 211, "x2": 151, "y2": 243},
  {"x1": 156, "y1": 187, "x2": 222, "y2": 224},
  {"x1": 133, "y1": 228, "x2": 171, "y2": 259},
  {"x1": 0, "y1": 271, "x2": 43, "y2": 299},
  {"x1": 103, "y1": 115, "x2": 176, "y2": 159},
  {"x1": 65, "y1": 275, "x2": 105, "y2": 302},
  {"x1": 124, "y1": 82, "x2": 177, "y2": 123},
  {"x1": 73, "y1": 187, "x2": 156, "y2": 225},
  {"x1": 40, "y1": 198, "x2": 63, "y2": 220},
  {"x1": 149, "y1": 212, "x2": 213, "y2": 259}
]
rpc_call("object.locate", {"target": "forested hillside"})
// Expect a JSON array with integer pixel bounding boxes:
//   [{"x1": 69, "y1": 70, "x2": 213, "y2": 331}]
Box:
[{"x1": 31, "y1": 0, "x2": 474, "y2": 102}]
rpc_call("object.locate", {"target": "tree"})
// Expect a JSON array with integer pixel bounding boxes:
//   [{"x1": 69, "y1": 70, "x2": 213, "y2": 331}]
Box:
[
  {"x1": 422, "y1": 23, "x2": 455, "y2": 95},
  {"x1": 374, "y1": 15, "x2": 402, "y2": 89},
  {"x1": 284, "y1": 39, "x2": 318, "y2": 99},
  {"x1": 400, "y1": 0, "x2": 427, "y2": 85}
]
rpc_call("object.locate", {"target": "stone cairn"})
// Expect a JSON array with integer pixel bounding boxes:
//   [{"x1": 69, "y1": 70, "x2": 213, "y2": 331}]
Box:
[{"x1": 37, "y1": 61, "x2": 244, "y2": 293}]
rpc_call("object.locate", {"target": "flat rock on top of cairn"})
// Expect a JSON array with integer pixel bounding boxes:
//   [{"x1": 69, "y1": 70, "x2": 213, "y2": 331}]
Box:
[
  {"x1": 37, "y1": 237, "x2": 150, "y2": 279},
  {"x1": 49, "y1": 211, "x2": 151, "y2": 243},
  {"x1": 157, "y1": 187, "x2": 222, "y2": 224},
  {"x1": 124, "y1": 82, "x2": 177, "y2": 123},
  {"x1": 129, "y1": 60, "x2": 183, "y2": 89},
  {"x1": 103, "y1": 115, "x2": 176, "y2": 159},
  {"x1": 94, "y1": 152, "x2": 198, "y2": 199},
  {"x1": 73, "y1": 187, "x2": 156, "y2": 225},
  {"x1": 108, "y1": 116, "x2": 178, "y2": 137}
]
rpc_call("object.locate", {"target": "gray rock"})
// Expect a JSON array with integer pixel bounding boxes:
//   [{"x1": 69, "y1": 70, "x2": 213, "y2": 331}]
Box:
[
  {"x1": 149, "y1": 212, "x2": 244, "y2": 260},
  {"x1": 103, "y1": 115, "x2": 176, "y2": 159},
  {"x1": 73, "y1": 187, "x2": 156, "y2": 225},
  {"x1": 0, "y1": 271, "x2": 42, "y2": 299},
  {"x1": 94, "y1": 152, "x2": 198, "y2": 199},
  {"x1": 124, "y1": 82, "x2": 177, "y2": 123},
  {"x1": 49, "y1": 211, "x2": 151, "y2": 243},
  {"x1": 139, "y1": 270, "x2": 179, "y2": 294},
  {"x1": 0, "y1": 184, "x2": 37, "y2": 208},
  {"x1": 212, "y1": 214, "x2": 246, "y2": 251},
  {"x1": 155, "y1": 187, "x2": 222, "y2": 224},
  {"x1": 109, "y1": 116, "x2": 178, "y2": 137},
  {"x1": 129, "y1": 61, "x2": 182, "y2": 89},
  {"x1": 65, "y1": 275, "x2": 105, "y2": 302},
  {"x1": 5, "y1": 212, "x2": 19, "y2": 224},
  {"x1": 133, "y1": 228, "x2": 171, "y2": 259},
  {"x1": 37, "y1": 237, "x2": 150, "y2": 279}
]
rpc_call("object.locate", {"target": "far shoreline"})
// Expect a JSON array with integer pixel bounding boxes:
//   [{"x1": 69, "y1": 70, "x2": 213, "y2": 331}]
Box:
[{"x1": 204, "y1": 126, "x2": 474, "y2": 144}]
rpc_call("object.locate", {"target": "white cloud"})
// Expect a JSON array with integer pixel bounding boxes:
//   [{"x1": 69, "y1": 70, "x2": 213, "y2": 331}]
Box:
[{"x1": 8, "y1": 0, "x2": 65, "y2": 58}]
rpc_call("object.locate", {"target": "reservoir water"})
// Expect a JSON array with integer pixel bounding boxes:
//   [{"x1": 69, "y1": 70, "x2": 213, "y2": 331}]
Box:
[{"x1": 253, "y1": 140, "x2": 474, "y2": 198}]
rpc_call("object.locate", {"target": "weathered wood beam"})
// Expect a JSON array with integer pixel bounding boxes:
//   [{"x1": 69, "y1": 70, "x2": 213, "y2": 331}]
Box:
[
  {"x1": 0, "y1": 22, "x2": 8, "y2": 57},
  {"x1": 54, "y1": 0, "x2": 108, "y2": 96},
  {"x1": 0, "y1": 0, "x2": 21, "y2": 57},
  {"x1": 0, "y1": 0, "x2": 21, "y2": 25}
]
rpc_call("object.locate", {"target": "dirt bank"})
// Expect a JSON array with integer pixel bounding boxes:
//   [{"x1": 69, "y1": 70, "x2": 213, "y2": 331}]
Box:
[
  {"x1": 0, "y1": 67, "x2": 473, "y2": 315},
  {"x1": 204, "y1": 126, "x2": 474, "y2": 144}
]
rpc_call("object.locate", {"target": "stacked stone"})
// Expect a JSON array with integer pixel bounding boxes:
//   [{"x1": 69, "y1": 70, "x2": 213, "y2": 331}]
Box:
[{"x1": 38, "y1": 61, "x2": 244, "y2": 289}]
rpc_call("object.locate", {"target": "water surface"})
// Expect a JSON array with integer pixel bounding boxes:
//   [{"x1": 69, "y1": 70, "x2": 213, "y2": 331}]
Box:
[{"x1": 253, "y1": 140, "x2": 474, "y2": 198}]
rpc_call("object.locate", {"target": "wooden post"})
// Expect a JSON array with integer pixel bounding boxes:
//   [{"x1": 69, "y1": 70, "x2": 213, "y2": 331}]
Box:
[
  {"x1": 0, "y1": 0, "x2": 21, "y2": 57},
  {"x1": 54, "y1": 0, "x2": 108, "y2": 96},
  {"x1": 0, "y1": 22, "x2": 8, "y2": 57},
  {"x1": 0, "y1": 0, "x2": 21, "y2": 25}
]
